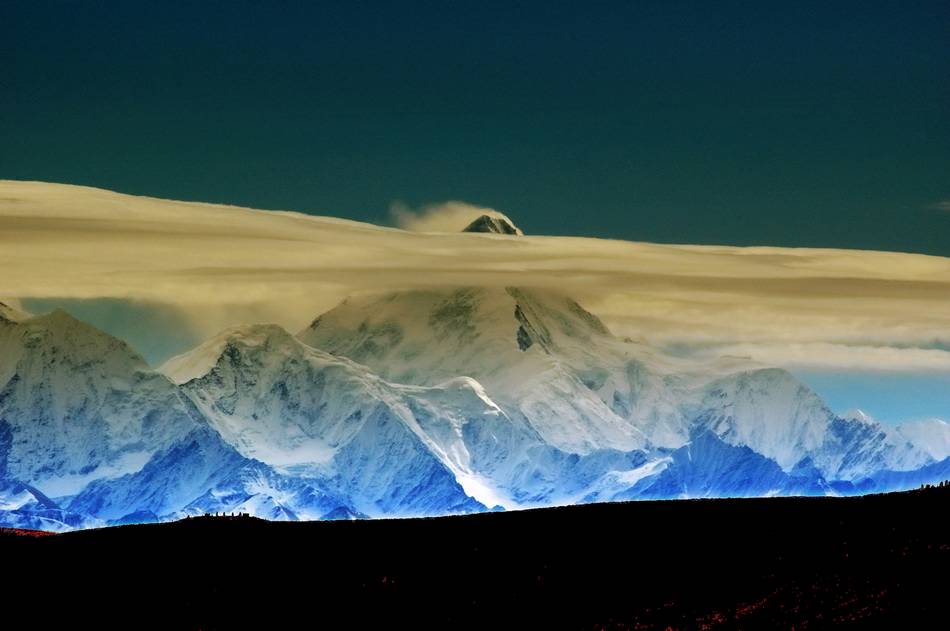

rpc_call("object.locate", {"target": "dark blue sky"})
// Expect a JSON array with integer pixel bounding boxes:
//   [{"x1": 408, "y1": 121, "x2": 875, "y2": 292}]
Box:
[{"x1": 3, "y1": 1, "x2": 949, "y2": 253}]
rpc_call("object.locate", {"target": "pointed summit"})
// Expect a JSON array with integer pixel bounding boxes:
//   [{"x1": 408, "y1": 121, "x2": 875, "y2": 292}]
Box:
[
  {"x1": 159, "y1": 323, "x2": 302, "y2": 385},
  {"x1": 461, "y1": 214, "x2": 523, "y2": 236},
  {"x1": 842, "y1": 408, "x2": 877, "y2": 425}
]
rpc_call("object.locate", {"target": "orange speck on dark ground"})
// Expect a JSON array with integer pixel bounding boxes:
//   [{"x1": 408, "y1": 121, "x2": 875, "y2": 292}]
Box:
[{"x1": 0, "y1": 527, "x2": 58, "y2": 537}]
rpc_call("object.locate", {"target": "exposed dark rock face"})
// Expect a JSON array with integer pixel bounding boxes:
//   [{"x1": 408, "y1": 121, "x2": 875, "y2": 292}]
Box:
[{"x1": 462, "y1": 214, "x2": 522, "y2": 235}]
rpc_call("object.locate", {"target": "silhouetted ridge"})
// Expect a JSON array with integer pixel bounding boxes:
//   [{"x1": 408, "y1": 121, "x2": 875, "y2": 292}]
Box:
[{"x1": 3, "y1": 487, "x2": 947, "y2": 629}]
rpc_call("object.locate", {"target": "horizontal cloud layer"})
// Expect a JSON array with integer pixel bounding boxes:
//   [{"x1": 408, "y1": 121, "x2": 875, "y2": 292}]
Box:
[{"x1": 2, "y1": 180, "x2": 950, "y2": 372}]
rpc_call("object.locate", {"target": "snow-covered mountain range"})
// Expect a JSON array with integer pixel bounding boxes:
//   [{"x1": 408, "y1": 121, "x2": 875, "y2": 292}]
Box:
[{"x1": 2, "y1": 281, "x2": 948, "y2": 530}]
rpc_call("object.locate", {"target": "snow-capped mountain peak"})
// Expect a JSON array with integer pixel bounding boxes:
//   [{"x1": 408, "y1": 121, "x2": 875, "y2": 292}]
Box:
[
  {"x1": 695, "y1": 367, "x2": 834, "y2": 471},
  {"x1": 161, "y1": 323, "x2": 303, "y2": 385},
  {"x1": 299, "y1": 286, "x2": 656, "y2": 454},
  {"x1": 893, "y1": 418, "x2": 950, "y2": 462},
  {"x1": 841, "y1": 408, "x2": 877, "y2": 425},
  {"x1": 0, "y1": 309, "x2": 202, "y2": 497},
  {"x1": 164, "y1": 322, "x2": 490, "y2": 515},
  {"x1": 462, "y1": 214, "x2": 524, "y2": 236}
]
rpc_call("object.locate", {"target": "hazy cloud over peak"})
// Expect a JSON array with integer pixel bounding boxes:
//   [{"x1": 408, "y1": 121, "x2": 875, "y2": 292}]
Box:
[{"x1": 3, "y1": 180, "x2": 950, "y2": 377}]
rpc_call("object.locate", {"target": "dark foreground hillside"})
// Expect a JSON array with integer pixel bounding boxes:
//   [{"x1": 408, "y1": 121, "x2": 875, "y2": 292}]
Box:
[{"x1": 4, "y1": 488, "x2": 948, "y2": 630}]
